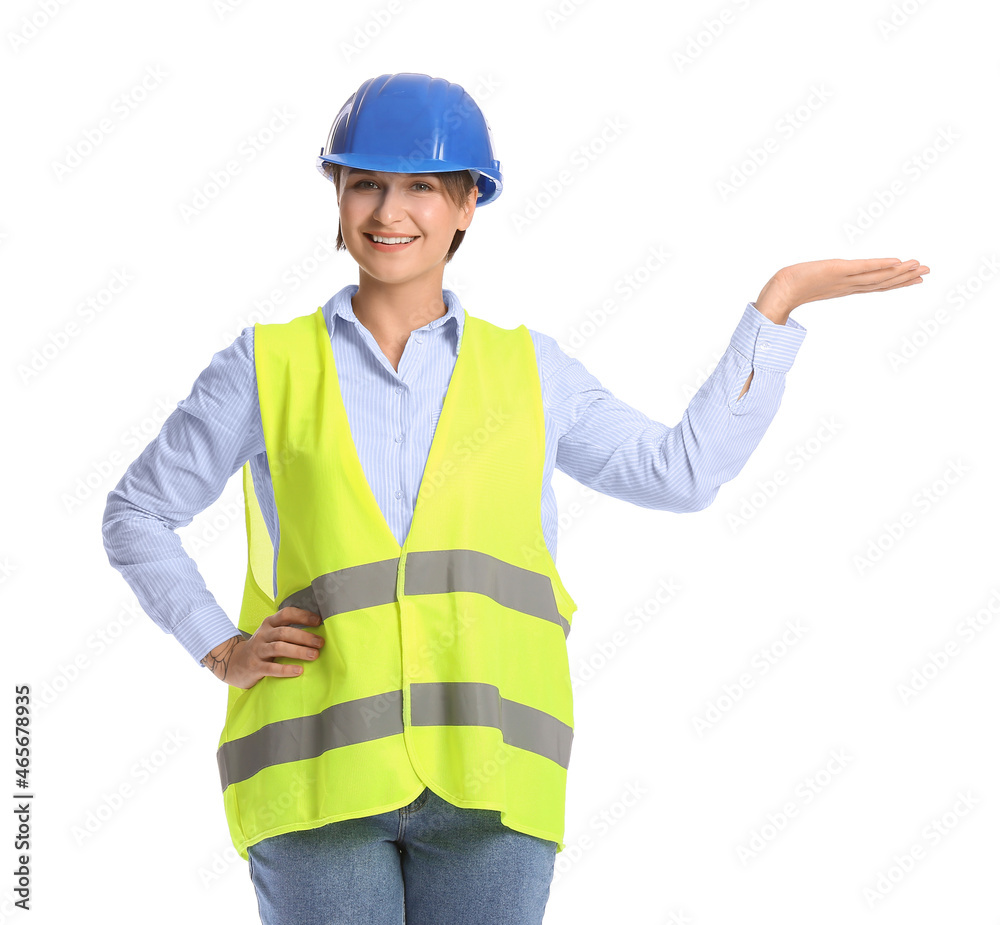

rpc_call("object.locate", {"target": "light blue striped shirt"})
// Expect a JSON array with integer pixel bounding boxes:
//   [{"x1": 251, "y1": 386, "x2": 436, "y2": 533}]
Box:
[{"x1": 102, "y1": 284, "x2": 806, "y2": 665}]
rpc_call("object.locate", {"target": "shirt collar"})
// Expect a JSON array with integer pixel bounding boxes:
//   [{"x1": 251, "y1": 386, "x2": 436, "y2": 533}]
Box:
[{"x1": 326, "y1": 284, "x2": 466, "y2": 355}]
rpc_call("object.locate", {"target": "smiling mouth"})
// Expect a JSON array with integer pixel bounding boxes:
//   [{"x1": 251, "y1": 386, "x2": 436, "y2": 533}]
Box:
[{"x1": 364, "y1": 233, "x2": 418, "y2": 245}]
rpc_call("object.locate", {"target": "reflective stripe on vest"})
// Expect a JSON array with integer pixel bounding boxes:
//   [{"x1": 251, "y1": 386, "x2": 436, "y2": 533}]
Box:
[
  {"x1": 217, "y1": 681, "x2": 574, "y2": 790},
  {"x1": 216, "y1": 303, "x2": 578, "y2": 861},
  {"x1": 279, "y1": 550, "x2": 571, "y2": 638}
]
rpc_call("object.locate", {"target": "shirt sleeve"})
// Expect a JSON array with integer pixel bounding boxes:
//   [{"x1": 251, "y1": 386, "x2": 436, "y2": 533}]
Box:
[
  {"x1": 101, "y1": 326, "x2": 264, "y2": 665},
  {"x1": 540, "y1": 302, "x2": 807, "y2": 512}
]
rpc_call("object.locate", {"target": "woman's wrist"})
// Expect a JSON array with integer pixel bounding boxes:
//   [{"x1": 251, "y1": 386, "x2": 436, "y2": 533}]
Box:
[{"x1": 754, "y1": 272, "x2": 797, "y2": 325}]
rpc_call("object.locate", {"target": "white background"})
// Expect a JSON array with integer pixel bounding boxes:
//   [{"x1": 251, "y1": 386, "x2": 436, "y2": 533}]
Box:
[{"x1": 2, "y1": 0, "x2": 998, "y2": 922}]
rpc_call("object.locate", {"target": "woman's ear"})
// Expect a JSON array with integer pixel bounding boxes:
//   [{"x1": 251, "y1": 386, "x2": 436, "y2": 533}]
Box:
[{"x1": 458, "y1": 185, "x2": 479, "y2": 231}]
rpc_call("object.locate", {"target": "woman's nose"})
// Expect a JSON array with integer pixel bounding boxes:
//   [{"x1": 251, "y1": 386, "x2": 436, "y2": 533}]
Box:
[{"x1": 372, "y1": 185, "x2": 404, "y2": 225}]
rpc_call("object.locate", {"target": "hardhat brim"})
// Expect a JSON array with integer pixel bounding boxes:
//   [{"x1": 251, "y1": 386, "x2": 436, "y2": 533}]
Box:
[{"x1": 316, "y1": 153, "x2": 501, "y2": 206}]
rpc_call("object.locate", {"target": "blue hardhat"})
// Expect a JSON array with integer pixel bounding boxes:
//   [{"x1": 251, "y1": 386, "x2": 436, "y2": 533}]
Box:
[{"x1": 317, "y1": 73, "x2": 503, "y2": 206}]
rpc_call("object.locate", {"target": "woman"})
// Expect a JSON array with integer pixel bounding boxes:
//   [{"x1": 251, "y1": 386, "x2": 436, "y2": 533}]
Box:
[{"x1": 103, "y1": 72, "x2": 928, "y2": 924}]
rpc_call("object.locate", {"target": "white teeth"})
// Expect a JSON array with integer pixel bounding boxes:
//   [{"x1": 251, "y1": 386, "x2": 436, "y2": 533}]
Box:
[{"x1": 371, "y1": 235, "x2": 415, "y2": 244}]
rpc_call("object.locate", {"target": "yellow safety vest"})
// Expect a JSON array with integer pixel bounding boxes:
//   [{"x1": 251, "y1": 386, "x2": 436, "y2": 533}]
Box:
[{"x1": 216, "y1": 304, "x2": 578, "y2": 861}]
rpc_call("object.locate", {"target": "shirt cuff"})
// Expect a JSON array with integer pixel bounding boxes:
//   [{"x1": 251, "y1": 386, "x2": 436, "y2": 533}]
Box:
[
  {"x1": 172, "y1": 604, "x2": 243, "y2": 666},
  {"x1": 728, "y1": 302, "x2": 807, "y2": 372}
]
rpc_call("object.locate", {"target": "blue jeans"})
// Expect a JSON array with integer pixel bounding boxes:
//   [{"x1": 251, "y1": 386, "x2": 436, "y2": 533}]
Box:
[{"x1": 246, "y1": 786, "x2": 558, "y2": 924}]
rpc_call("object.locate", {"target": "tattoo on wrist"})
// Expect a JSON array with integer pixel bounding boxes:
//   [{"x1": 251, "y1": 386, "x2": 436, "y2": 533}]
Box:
[{"x1": 201, "y1": 636, "x2": 241, "y2": 679}]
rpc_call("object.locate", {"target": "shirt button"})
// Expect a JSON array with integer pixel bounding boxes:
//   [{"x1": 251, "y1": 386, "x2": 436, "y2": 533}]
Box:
[
  {"x1": 395, "y1": 489, "x2": 402, "y2": 499},
  {"x1": 395, "y1": 386, "x2": 402, "y2": 394},
  {"x1": 395, "y1": 434, "x2": 404, "y2": 443}
]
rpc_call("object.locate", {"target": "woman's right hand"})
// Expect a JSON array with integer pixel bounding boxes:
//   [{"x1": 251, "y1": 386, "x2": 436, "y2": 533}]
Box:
[
  {"x1": 200, "y1": 607, "x2": 324, "y2": 689},
  {"x1": 755, "y1": 257, "x2": 929, "y2": 324}
]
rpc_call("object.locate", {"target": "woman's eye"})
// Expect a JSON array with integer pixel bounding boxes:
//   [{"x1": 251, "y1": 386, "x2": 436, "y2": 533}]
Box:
[{"x1": 353, "y1": 180, "x2": 430, "y2": 191}]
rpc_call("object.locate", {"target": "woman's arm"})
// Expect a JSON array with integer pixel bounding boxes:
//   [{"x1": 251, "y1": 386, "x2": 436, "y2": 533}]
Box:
[
  {"x1": 101, "y1": 327, "x2": 264, "y2": 667},
  {"x1": 735, "y1": 257, "x2": 929, "y2": 400},
  {"x1": 544, "y1": 306, "x2": 805, "y2": 513},
  {"x1": 547, "y1": 256, "x2": 928, "y2": 511}
]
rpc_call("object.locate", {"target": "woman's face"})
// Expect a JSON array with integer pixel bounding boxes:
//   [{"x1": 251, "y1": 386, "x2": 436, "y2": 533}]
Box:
[{"x1": 337, "y1": 169, "x2": 477, "y2": 287}]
